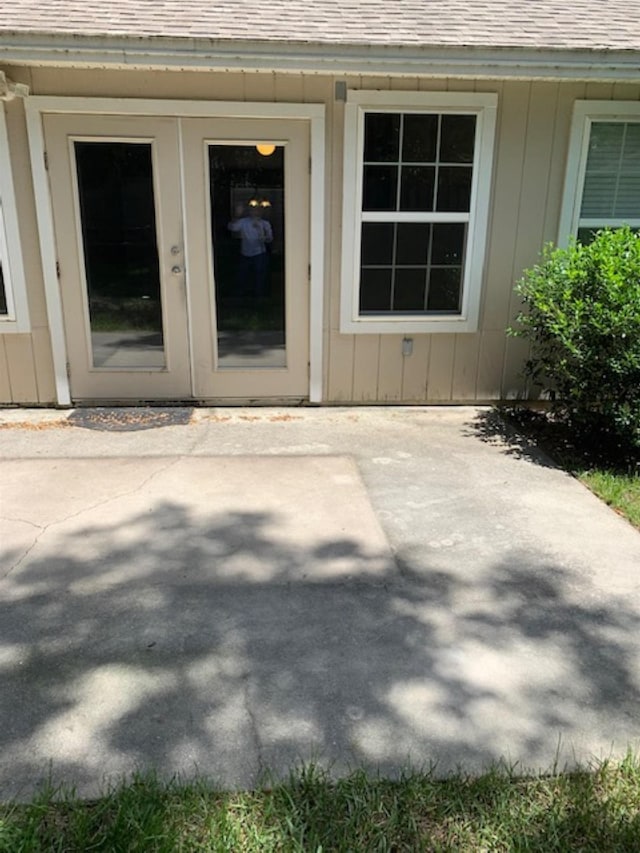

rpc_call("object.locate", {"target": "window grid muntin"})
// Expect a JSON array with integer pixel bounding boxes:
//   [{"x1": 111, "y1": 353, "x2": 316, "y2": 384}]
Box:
[
  {"x1": 360, "y1": 111, "x2": 474, "y2": 316},
  {"x1": 362, "y1": 113, "x2": 475, "y2": 215},
  {"x1": 360, "y1": 220, "x2": 468, "y2": 314}
]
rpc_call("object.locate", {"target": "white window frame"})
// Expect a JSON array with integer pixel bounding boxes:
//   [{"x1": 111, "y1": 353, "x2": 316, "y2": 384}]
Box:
[
  {"x1": 558, "y1": 100, "x2": 640, "y2": 246},
  {"x1": 0, "y1": 104, "x2": 30, "y2": 332},
  {"x1": 340, "y1": 90, "x2": 497, "y2": 334}
]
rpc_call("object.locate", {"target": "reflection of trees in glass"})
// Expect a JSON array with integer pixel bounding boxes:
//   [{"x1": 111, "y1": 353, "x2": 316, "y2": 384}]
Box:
[{"x1": 75, "y1": 142, "x2": 163, "y2": 333}]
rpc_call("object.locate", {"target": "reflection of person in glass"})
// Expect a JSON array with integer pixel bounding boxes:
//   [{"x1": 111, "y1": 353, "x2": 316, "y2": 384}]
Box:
[{"x1": 228, "y1": 201, "x2": 273, "y2": 298}]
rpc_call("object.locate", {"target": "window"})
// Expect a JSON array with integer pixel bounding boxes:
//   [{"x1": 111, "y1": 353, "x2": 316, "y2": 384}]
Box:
[
  {"x1": 559, "y1": 101, "x2": 640, "y2": 245},
  {"x1": 340, "y1": 91, "x2": 497, "y2": 334},
  {"x1": 0, "y1": 104, "x2": 29, "y2": 333}
]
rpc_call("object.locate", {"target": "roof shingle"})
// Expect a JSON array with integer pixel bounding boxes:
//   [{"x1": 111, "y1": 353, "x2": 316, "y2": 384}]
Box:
[{"x1": 1, "y1": 0, "x2": 639, "y2": 52}]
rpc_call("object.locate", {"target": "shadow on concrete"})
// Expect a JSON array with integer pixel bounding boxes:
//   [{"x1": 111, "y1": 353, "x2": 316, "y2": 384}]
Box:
[
  {"x1": 2, "y1": 495, "x2": 640, "y2": 799},
  {"x1": 464, "y1": 408, "x2": 558, "y2": 468}
]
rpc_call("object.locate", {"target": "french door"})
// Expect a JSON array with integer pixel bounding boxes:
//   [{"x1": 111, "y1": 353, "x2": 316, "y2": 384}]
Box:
[{"x1": 43, "y1": 113, "x2": 310, "y2": 401}]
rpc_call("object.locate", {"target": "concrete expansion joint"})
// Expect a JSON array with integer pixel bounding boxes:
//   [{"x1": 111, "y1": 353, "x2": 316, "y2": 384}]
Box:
[{"x1": 242, "y1": 671, "x2": 263, "y2": 766}]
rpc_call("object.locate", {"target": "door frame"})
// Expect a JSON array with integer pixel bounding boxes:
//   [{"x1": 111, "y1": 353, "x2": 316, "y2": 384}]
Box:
[{"x1": 25, "y1": 96, "x2": 325, "y2": 405}]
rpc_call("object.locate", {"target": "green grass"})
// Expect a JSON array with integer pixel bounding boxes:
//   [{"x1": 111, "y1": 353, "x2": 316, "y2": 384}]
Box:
[
  {"x1": 579, "y1": 470, "x2": 640, "y2": 530},
  {"x1": 2, "y1": 758, "x2": 640, "y2": 851},
  {"x1": 502, "y1": 408, "x2": 640, "y2": 531}
]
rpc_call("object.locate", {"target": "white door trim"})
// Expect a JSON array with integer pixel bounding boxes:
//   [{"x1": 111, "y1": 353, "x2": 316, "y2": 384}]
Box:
[{"x1": 25, "y1": 96, "x2": 326, "y2": 404}]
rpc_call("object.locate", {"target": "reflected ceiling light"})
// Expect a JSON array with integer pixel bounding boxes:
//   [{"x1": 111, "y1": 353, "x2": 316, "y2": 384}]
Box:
[
  {"x1": 256, "y1": 143, "x2": 276, "y2": 156},
  {"x1": 260, "y1": 199, "x2": 272, "y2": 208},
  {"x1": 248, "y1": 198, "x2": 260, "y2": 207}
]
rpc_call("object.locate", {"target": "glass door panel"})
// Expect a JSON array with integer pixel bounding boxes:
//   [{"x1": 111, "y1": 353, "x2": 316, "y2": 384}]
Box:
[
  {"x1": 208, "y1": 144, "x2": 286, "y2": 368},
  {"x1": 74, "y1": 141, "x2": 166, "y2": 369},
  {"x1": 43, "y1": 114, "x2": 191, "y2": 400},
  {"x1": 183, "y1": 117, "x2": 310, "y2": 401}
]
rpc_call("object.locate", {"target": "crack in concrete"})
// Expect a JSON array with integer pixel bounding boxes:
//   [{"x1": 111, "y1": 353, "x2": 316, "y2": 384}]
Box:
[
  {"x1": 0, "y1": 457, "x2": 183, "y2": 581},
  {"x1": 0, "y1": 516, "x2": 45, "y2": 530},
  {"x1": 1, "y1": 528, "x2": 47, "y2": 581}
]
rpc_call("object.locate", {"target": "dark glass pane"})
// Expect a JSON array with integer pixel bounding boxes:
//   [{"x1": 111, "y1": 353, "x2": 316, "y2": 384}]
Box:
[
  {"x1": 427, "y1": 266, "x2": 462, "y2": 312},
  {"x1": 440, "y1": 115, "x2": 476, "y2": 163},
  {"x1": 363, "y1": 165, "x2": 398, "y2": 211},
  {"x1": 364, "y1": 113, "x2": 400, "y2": 162},
  {"x1": 209, "y1": 144, "x2": 285, "y2": 368},
  {"x1": 400, "y1": 166, "x2": 435, "y2": 211},
  {"x1": 0, "y1": 262, "x2": 7, "y2": 315},
  {"x1": 396, "y1": 223, "x2": 431, "y2": 265},
  {"x1": 75, "y1": 141, "x2": 164, "y2": 368},
  {"x1": 436, "y1": 166, "x2": 472, "y2": 212},
  {"x1": 402, "y1": 114, "x2": 438, "y2": 162},
  {"x1": 577, "y1": 227, "x2": 599, "y2": 245},
  {"x1": 393, "y1": 268, "x2": 427, "y2": 311},
  {"x1": 360, "y1": 268, "x2": 392, "y2": 312},
  {"x1": 361, "y1": 222, "x2": 394, "y2": 265},
  {"x1": 576, "y1": 226, "x2": 640, "y2": 245},
  {"x1": 431, "y1": 223, "x2": 467, "y2": 265}
]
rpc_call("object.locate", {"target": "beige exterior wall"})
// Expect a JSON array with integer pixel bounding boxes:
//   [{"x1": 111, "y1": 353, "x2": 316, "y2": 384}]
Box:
[{"x1": 1, "y1": 64, "x2": 639, "y2": 405}]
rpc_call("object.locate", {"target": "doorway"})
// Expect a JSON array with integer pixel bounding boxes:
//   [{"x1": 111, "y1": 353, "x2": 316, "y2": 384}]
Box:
[{"x1": 43, "y1": 112, "x2": 310, "y2": 401}]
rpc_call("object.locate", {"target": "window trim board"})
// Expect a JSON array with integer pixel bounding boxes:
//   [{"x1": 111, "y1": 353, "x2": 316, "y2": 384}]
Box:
[
  {"x1": 340, "y1": 89, "x2": 497, "y2": 334},
  {"x1": 558, "y1": 100, "x2": 640, "y2": 246},
  {"x1": 0, "y1": 104, "x2": 30, "y2": 333}
]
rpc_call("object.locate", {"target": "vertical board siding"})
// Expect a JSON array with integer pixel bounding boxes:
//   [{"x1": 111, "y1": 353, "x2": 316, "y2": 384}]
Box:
[
  {"x1": 401, "y1": 335, "x2": 430, "y2": 402},
  {"x1": 3, "y1": 66, "x2": 640, "y2": 405},
  {"x1": 352, "y1": 334, "x2": 380, "y2": 401},
  {"x1": 612, "y1": 83, "x2": 640, "y2": 101},
  {"x1": 376, "y1": 335, "x2": 405, "y2": 401},
  {"x1": 480, "y1": 80, "x2": 530, "y2": 333},
  {"x1": 477, "y1": 330, "x2": 507, "y2": 400},
  {"x1": 0, "y1": 338, "x2": 11, "y2": 401},
  {"x1": 502, "y1": 335, "x2": 531, "y2": 400},
  {"x1": 451, "y1": 334, "x2": 481, "y2": 401},
  {"x1": 327, "y1": 331, "x2": 354, "y2": 400},
  {"x1": 3, "y1": 335, "x2": 38, "y2": 403},
  {"x1": 427, "y1": 334, "x2": 456, "y2": 401},
  {"x1": 274, "y1": 74, "x2": 305, "y2": 102},
  {"x1": 507, "y1": 82, "x2": 560, "y2": 330},
  {"x1": 244, "y1": 73, "x2": 277, "y2": 101}
]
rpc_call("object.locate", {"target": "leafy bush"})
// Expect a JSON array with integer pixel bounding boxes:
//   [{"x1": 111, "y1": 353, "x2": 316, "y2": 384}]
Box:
[{"x1": 510, "y1": 227, "x2": 640, "y2": 449}]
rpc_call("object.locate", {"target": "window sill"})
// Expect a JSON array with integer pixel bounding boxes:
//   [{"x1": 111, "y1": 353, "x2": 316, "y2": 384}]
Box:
[
  {"x1": 0, "y1": 317, "x2": 30, "y2": 334},
  {"x1": 339, "y1": 313, "x2": 478, "y2": 335}
]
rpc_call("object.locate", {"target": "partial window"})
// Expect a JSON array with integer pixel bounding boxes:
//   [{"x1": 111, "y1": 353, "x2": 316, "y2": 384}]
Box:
[
  {"x1": 341, "y1": 91, "x2": 497, "y2": 334},
  {"x1": 0, "y1": 105, "x2": 29, "y2": 332},
  {"x1": 0, "y1": 204, "x2": 10, "y2": 315},
  {"x1": 559, "y1": 101, "x2": 640, "y2": 245}
]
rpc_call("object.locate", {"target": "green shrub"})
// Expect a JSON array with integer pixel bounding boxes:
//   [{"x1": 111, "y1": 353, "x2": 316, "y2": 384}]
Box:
[{"x1": 509, "y1": 227, "x2": 640, "y2": 449}]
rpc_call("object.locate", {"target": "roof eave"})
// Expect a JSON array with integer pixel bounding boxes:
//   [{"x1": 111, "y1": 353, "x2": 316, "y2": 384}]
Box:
[{"x1": 1, "y1": 31, "x2": 639, "y2": 81}]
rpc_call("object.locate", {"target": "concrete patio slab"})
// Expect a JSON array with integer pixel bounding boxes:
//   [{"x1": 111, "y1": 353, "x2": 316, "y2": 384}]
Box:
[{"x1": 0, "y1": 406, "x2": 639, "y2": 798}]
